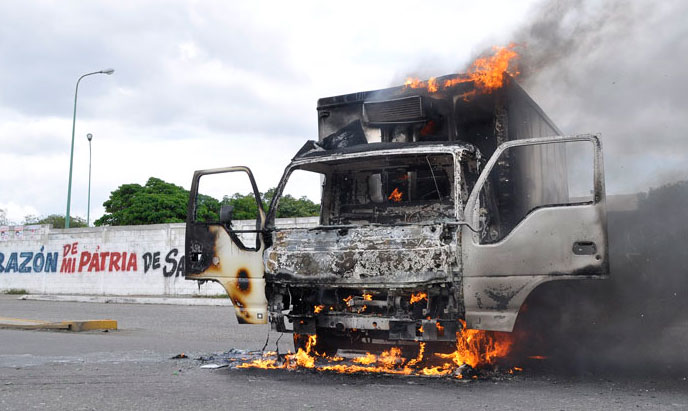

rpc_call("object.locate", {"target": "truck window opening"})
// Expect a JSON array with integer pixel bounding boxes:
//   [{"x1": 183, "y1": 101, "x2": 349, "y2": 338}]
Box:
[{"x1": 289, "y1": 153, "x2": 456, "y2": 226}]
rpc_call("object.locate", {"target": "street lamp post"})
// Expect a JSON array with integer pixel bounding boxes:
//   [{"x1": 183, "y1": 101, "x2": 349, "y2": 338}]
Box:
[
  {"x1": 65, "y1": 69, "x2": 114, "y2": 228},
  {"x1": 86, "y1": 133, "x2": 93, "y2": 227}
]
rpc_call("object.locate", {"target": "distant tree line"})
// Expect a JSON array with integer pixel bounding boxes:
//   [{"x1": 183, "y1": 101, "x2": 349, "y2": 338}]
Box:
[
  {"x1": 1, "y1": 208, "x2": 88, "y2": 229},
  {"x1": 94, "y1": 177, "x2": 319, "y2": 226},
  {"x1": 2, "y1": 177, "x2": 320, "y2": 228},
  {"x1": 24, "y1": 215, "x2": 88, "y2": 228}
]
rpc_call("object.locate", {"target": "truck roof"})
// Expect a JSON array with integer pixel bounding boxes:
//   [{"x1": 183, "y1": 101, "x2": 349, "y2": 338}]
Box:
[
  {"x1": 317, "y1": 72, "x2": 477, "y2": 109},
  {"x1": 313, "y1": 74, "x2": 562, "y2": 162},
  {"x1": 291, "y1": 140, "x2": 476, "y2": 165}
]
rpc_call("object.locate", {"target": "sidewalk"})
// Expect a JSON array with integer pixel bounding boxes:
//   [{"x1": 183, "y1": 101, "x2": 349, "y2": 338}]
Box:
[{"x1": 18, "y1": 294, "x2": 233, "y2": 306}]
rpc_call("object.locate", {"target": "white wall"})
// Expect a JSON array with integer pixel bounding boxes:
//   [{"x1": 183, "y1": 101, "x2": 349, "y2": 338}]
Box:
[{"x1": 0, "y1": 217, "x2": 318, "y2": 296}]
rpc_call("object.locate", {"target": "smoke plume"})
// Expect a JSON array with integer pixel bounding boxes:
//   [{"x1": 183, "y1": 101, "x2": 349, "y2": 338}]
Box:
[
  {"x1": 511, "y1": 0, "x2": 688, "y2": 194},
  {"x1": 514, "y1": 182, "x2": 688, "y2": 375},
  {"x1": 504, "y1": 0, "x2": 688, "y2": 375}
]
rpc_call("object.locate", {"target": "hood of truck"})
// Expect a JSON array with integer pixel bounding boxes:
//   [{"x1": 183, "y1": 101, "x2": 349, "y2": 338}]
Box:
[{"x1": 264, "y1": 224, "x2": 458, "y2": 287}]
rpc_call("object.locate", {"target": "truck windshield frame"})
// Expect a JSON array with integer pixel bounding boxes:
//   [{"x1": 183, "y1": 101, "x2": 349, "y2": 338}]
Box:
[{"x1": 267, "y1": 145, "x2": 477, "y2": 228}]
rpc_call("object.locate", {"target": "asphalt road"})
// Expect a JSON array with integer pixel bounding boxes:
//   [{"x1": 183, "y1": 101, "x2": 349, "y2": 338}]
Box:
[{"x1": 1, "y1": 295, "x2": 687, "y2": 410}]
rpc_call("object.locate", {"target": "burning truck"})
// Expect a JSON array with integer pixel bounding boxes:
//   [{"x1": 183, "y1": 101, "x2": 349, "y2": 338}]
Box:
[{"x1": 184, "y1": 48, "x2": 608, "y2": 361}]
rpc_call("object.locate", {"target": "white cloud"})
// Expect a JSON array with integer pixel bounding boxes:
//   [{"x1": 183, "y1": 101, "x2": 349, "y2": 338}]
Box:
[
  {"x1": 1, "y1": 0, "x2": 685, "y2": 224},
  {"x1": 0, "y1": 202, "x2": 39, "y2": 225}
]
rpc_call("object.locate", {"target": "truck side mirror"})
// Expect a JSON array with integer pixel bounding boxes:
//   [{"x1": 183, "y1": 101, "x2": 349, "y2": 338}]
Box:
[{"x1": 220, "y1": 205, "x2": 234, "y2": 224}]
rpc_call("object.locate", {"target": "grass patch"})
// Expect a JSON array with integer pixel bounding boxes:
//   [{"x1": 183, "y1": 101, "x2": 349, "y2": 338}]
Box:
[{"x1": 4, "y1": 289, "x2": 29, "y2": 295}]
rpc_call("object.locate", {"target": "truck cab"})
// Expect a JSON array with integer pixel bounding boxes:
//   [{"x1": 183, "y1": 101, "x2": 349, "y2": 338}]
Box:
[{"x1": 185, "y1": 74, "x2": 608, "y2": 349}]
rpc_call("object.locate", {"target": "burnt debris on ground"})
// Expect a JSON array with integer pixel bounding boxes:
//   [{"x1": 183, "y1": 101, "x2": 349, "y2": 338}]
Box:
[{"x1": 193, "y1": 346, "x2": 523, "y2": 382}]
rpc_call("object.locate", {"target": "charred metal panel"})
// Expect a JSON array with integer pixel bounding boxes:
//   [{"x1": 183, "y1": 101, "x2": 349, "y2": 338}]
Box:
[
  {"x1": 265, "y1": 224, "x2": 459, "y2": 287},
  {"x1": 185, "y1": 166, "x2": 268, "y2": 325},
  {"x1": 187, "y1": 225, "x2": 268, "y2": 324},
  {"x1": 464, "y1": 274, "x2": 604, "y2": 331}
]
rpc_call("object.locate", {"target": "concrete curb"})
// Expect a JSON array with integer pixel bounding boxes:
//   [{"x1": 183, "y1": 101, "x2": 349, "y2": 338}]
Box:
[
  {"x1": 0, "y1": 316, "x2": 117, "y2": 331},
  {"x1": 18, "y1": 294, "x2": 233, "y2": 306}
]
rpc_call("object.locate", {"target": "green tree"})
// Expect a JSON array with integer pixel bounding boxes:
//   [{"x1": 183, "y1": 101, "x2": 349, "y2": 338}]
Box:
[
  {"x1": 196, "y1": 194, "x2": 222, "y2": 222},
  {"x1": 220, "y1": 193, "x2": 262, "y2": 220},
  {"x1": 95, "y1": 177, "x2": 197, "y2": 226},
  {"x1": 94, "y1": 177, "x2": 319, "y2": 227},
  {"x1": 263, "y1": 188, "x2": 319, "y2": 218},
  {"x1": 25, "y1": 214, "x2": 88, "y2": 228},
  {"x1": 191, "y1": 189, "x2": 319, "y2": 221},
  {"x1": 22, "y1": 215, "x2": 38, "y2": 225}
]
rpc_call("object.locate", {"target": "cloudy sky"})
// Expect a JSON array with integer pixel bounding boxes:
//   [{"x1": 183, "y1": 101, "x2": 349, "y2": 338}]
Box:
[{"x1": 1, "y1": 0, "x2": 686, "y2": 224}]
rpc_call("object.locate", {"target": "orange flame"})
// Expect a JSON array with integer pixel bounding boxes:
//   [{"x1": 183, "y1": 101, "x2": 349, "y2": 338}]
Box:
[
  {"x1": 236, "y1": 321, "x2": 516, "y2": 378},
  {"x1": 435, "y1": 320, "x2": 513, "y2": 368},
  {"x1": 406, "y1": 342, "x2": 425, "y2": 368},
  {"x1": 237, "y1": 334, "x2": 319, "y2": 370},
  {"x1": 353, "y1": 352, "x2": 377, "y2": 365},
  {"x1": 404, "y1": 43, "x2": 520, "y2": 95},
  {"x1": 409, "y1": 292, "x2": 427, "y2": 304},
  {"x1": 362, "y1": 293, "x2": 373, "y2": 301},
  {"x1": 314, "y1": 305, "x2": 325, "y2": 314},
  {"x1": 427, "y1": 77, "x2": 438, "y2": 93},
  {"x1": 388, "y1": 188, "x2": 403, "y2": 202},
  {"x1": 404, "y1": 77, "x2": 423, "y2": 88}
]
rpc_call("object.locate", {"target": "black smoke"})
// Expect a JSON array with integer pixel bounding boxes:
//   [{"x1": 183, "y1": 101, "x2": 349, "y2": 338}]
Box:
[
  {"x1": 498, "y1": 0, "x2": 688, "y2": 376},
  {"x1": 511, "y1": 0, "x2": 688, "y2": 194},
  {"x1": 513, "y1": 181, "x2": 688, "y2": 376}
]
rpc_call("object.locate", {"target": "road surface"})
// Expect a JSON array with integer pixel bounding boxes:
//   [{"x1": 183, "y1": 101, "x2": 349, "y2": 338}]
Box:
[{"x1": 1, "y1": 295, "x2": 686, "y2": 410}]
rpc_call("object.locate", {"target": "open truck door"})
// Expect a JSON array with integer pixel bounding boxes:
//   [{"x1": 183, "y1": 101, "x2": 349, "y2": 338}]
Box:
[
  {"x1": 461, "y1": 134, "x2": 608, "y2": 332},
  {"x1": 185, "y1": 166, "x2": 268, "y2": 324}
]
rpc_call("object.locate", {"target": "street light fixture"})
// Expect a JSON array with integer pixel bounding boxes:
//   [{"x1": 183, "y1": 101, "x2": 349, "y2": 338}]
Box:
[
  {"x1": 65, "y1": 69, "x2": 114, "y2": 228},
  {"x1": 86, "y1": 133, "x2": 93, "y2": 227}
]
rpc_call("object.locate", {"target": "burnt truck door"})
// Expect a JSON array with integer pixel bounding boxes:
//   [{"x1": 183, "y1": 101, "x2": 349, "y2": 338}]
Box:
[
  {"x1": 185, "y1": 166, "x2": 268, "y2": 324},
  {"x1": 461, "y1": 134, "x2": 608, "y2": 332}
]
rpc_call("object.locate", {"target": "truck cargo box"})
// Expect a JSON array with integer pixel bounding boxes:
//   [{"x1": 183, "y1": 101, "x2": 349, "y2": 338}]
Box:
[{"x1": 315, "y1": 74, "x2": 568, "y2": 241}]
